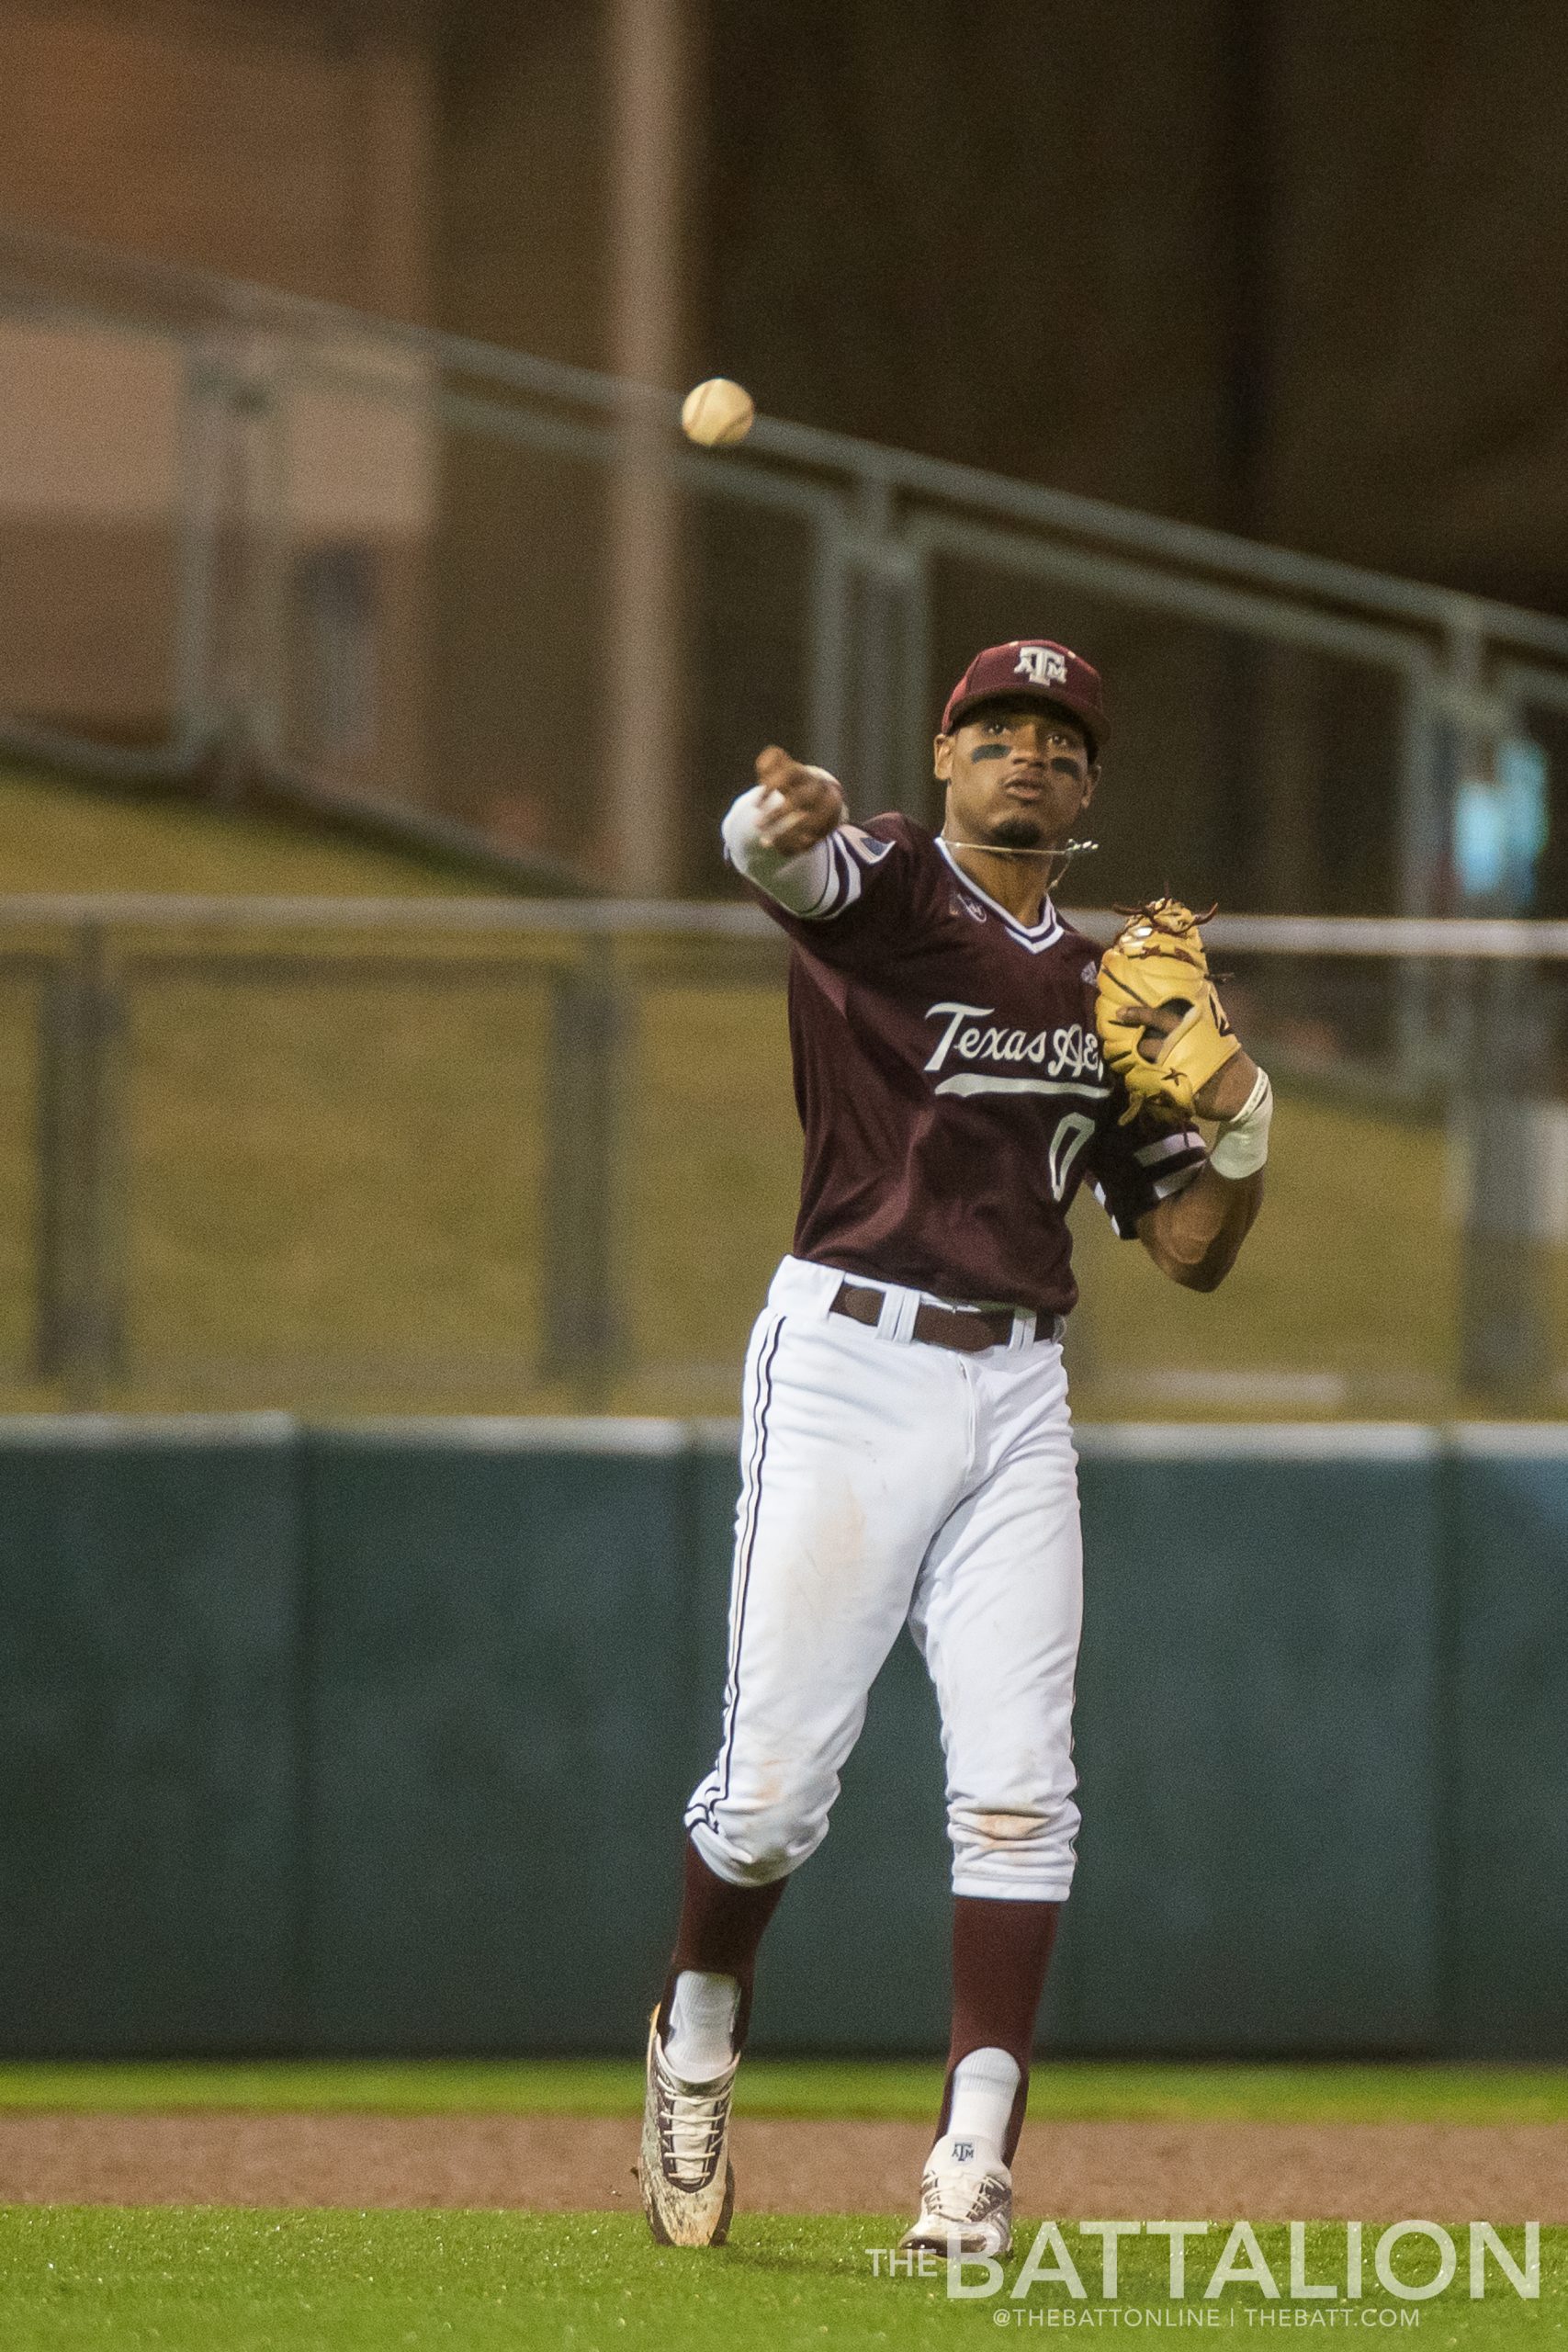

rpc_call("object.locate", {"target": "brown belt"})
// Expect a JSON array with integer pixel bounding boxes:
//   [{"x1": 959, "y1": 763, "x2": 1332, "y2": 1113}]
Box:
[{"x1": 829, "y1": 1280, "x2": 1019, "y2": 1354}]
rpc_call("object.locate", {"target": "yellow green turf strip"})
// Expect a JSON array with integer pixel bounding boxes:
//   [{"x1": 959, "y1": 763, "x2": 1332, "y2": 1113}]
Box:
[
  {"x1": 0, "y1": 2211, "x2": 1560, "y2": 2352},
  {"x1": 2, "y1": 2060, "x2": 1568, "y2": 2122},
  {"x1": 0, "y1": 766, "x2": 491, "y2": 898}
]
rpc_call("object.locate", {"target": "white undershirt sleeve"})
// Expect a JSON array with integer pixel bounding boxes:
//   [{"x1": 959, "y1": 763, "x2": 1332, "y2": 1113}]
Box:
[{"x1": 720, "y1": 786, "x2": 839, "y2": 917}]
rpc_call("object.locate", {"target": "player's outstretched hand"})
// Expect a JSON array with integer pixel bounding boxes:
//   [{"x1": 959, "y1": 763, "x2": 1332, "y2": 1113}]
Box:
[{"x1": 754, "y1": 745, "x2": 846, "y2": 855}]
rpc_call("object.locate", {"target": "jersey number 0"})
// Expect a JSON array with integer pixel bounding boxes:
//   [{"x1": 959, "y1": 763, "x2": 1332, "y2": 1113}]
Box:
[{"x1": 1047, "y1": 1114, "x2": 1096, "y2": 1204}]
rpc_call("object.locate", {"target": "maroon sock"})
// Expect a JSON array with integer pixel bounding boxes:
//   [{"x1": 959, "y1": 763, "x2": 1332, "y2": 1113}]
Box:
[
  {"x1": 659, "y1": 1838, "x2": 789, "y2": 2054},
  {"x1": 937, "y1": 1896, "x2": 1061, "y2": 2164}
]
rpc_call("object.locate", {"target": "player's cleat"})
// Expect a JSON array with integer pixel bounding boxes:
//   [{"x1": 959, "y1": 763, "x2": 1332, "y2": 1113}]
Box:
[
  {"x1": 898, "y1": 2149, "x2": 1014, "y2": 2259},
  {"x1": 637, "y1": 2008, "x2": 739, "y2": 2247}
]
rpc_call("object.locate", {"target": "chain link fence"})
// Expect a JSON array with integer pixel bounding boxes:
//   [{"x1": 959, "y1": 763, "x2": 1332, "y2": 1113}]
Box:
[{"x1": 0, "y1": 897, "x2": 1559, "y2": 1421}]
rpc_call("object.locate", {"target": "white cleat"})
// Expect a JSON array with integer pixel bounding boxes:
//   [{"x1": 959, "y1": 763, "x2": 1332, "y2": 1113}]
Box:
[
  {"x1": 899, "y1": 2150, "x2": 1014, "y2": 2259},
  {"x1": 637, "y1": 2009, "x2": 739, "y2": 2247}
]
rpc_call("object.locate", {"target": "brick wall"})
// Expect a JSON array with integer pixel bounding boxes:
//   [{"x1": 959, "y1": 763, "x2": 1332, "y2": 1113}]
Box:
[
  {"x1": 0, "y1": 0, "x2": 432, "y2": 315},
  {"x1": 0, "y1": 1, "x2": 435, "y2": 774}
]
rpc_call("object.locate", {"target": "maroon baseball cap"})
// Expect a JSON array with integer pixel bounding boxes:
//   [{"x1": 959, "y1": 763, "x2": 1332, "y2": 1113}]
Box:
[{"x1": 941, "y1": 639, "x2": 1108, "y2": 754}]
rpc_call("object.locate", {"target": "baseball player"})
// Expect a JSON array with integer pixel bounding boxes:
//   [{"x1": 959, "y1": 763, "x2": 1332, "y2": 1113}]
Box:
[{"x1": 638, "y1": 639, "x2": 1271, "y2": 2255}]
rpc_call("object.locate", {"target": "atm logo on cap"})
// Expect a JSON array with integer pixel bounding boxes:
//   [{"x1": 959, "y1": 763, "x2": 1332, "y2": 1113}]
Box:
[{"x1": 1016, "y1": 644, "x2": 1068, "y2": 687}]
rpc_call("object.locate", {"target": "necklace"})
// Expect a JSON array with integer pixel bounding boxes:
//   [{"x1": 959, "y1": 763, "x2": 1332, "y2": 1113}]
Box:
[{"x1": 942, "y1": 837, "x2": 1099, "y2": 862}]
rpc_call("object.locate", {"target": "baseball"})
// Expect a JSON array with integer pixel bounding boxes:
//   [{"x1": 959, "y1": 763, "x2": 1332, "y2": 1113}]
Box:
[{"x1": 681, "y1": 377, "x2": 756, "y2": 447}]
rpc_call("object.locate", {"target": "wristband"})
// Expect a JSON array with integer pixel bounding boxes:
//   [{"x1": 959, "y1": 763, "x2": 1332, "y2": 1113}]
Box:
[
  {"x1": 1208, "y1": 1067, "x2": 1272, "y2": 1180},
  {"x1": 720, "y1": 786, "x2": 837, "y2": 915}
]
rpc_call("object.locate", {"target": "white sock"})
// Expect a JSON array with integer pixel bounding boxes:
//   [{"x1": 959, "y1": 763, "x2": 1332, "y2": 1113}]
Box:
[
  {"x1": 662, "y1": 1970, "x2": 740, "y2": 2083},
  {"x1": 933, "y1": 2046, "x2": 1021, "y2": 2171}
]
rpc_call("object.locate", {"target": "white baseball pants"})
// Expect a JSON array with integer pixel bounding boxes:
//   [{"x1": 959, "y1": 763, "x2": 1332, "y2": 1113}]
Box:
[{"x1": 685, "y1": 1256, "x2": 1083, "y2": 1902}]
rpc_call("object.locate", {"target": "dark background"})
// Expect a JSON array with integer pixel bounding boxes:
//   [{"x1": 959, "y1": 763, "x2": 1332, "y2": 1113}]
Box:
[
  {"x1": 445, "y1": 0, "x2": 1568, "y2": 605},
  {"x1": 5, "y1": 0, "x2": 1568, "y2": 901}
]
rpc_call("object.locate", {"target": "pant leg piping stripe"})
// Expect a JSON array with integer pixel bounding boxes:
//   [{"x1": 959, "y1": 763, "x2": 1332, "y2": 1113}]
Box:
[{"x1": 714, "y1": 1313, "x2": 784, "y2": 1811}]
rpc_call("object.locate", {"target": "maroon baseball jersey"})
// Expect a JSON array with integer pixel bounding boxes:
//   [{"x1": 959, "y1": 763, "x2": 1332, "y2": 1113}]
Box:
[{"x1": 745, "y1": 814, "x2": 1207, "y2": 1317}]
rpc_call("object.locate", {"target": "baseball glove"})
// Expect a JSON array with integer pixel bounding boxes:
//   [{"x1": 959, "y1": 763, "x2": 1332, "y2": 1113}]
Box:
[{"x1": 1095, "y1": 898, "x2": 1240, "y2": 1124}]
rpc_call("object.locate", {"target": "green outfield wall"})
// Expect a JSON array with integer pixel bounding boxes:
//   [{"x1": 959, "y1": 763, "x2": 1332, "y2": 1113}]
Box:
[{"x1": 1, "y1": 1417, "x2": 1563, "y2": 2060}]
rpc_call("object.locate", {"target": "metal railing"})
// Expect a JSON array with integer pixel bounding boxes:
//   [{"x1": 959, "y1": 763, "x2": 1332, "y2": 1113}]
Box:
[
  {"x1": 2, "y1": 897, "x2": 788, "y2": 1415},
  {"x1": 0, "y1": 896, "x2": 1561, "y2": 1420},
  {"x1": 5, "y1": 221, "x2": 1568, "y2": 939}
]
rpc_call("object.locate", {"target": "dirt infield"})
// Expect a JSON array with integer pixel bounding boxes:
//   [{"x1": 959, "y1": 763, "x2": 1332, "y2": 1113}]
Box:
[{"x1": 0, "y1": 2113, "x2": 1562, "y2": 2219}]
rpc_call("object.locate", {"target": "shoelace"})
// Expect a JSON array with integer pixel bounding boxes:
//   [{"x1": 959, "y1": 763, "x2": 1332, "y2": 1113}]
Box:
[
  {"x1": 922, "y1": 2166, "x2": 1007, "y2": 2223},
  {"x1": 658, "y1": 2071, "x2": 732, "y2": 2188}
]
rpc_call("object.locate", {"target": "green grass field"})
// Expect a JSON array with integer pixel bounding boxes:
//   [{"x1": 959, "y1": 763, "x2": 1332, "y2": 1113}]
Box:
[
  {"x1": 0, "y1": 2066, "x2": 1562, "y2": 2346},
  {"x1": 3, "y1": 2209, "x2": 1562, "y2": 2352}
]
